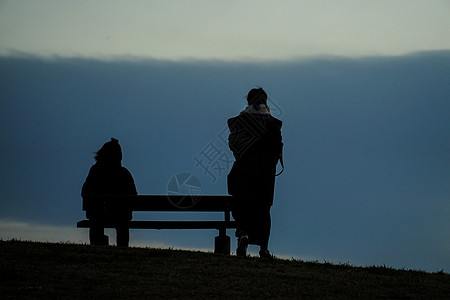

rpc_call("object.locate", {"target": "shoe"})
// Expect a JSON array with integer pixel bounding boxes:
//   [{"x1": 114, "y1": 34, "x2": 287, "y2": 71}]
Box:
[
  {"x1": 236, "y1": 235, "x2": 248, "y2": 257},
  {"x1": 259, "y1": 249, "x2": 273, "y2": 259}
]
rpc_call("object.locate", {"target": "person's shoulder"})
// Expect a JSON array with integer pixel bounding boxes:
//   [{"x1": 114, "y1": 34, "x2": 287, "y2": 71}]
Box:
[
  {"x1": 228, "y1": 113, "x2": 259, "y2": 128},
  {"x1": 87, "y1": 163, "x2": 101, "y2": 173},
  {"x1": 227, "y1": 115, "x2": 240, "y2": 127},
  {"x1": 228, "y1": 114, "x2": 282, "y2": 127},
  {"x1": 120, "y1": 166, "x2": 134, "y2": 176},
  {"x1": 120, "y1": 165, "x2": 131, "y2": 172},
  {"x1": 266, "y1": 115, "x2": 283, "y2": 128},
  {"x1": 228, "y1": 115, "x2": 240, "y2": 122}
]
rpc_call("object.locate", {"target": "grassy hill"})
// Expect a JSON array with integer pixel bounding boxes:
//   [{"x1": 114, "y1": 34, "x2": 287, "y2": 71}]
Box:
[{"x1": 1, "y1": 240, "x2": 449, "y2": 299}]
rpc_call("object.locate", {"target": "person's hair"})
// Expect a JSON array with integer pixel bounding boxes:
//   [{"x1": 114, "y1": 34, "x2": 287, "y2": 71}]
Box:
[
  {"x1": 247, "y1": 87, "x2": 268, "y2": 108},
  {"x1": 94, "y1": 138, "x2": 122, "y2": 164}
]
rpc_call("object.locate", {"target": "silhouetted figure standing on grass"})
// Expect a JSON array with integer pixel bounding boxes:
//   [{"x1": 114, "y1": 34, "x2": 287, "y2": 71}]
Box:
[
  {"x1": 82, "y1": 138, "x2": 137, "y2": 246},
  {"x1": 227, "y1": 88, "x2": 283, "y2": 258}
]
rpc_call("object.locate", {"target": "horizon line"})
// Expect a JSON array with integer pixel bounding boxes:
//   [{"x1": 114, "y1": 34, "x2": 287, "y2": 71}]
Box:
[{"x1": 1, "y1": 49, "x2": 449, "y2": 64}]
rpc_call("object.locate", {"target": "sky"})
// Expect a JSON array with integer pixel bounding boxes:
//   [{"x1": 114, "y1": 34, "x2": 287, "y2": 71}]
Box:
[
  {"x1": 0, "y1": 1, "x2": 449, "y2": 272},
  {"x1": 1, "y1": 0, "x2": 450, "y2": 60}
]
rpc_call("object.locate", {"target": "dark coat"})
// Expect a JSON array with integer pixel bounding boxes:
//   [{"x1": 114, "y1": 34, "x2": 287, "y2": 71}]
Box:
[
  {"x1": 82, "y1": 163, "x2": 137, "y2": 196},
  {"x1": 227, "y1": 112, "x2": 283, "y2": 247},
  {"x1": 227, "y1": 113, "x2": 283, "y2": 207},
  {"x1": 81, "y1": 163, "x2": 137, "y2": 220}
]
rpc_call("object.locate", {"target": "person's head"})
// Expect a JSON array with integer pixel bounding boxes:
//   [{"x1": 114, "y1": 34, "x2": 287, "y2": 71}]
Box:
[
  {"x1": 94, "y1": 138, "x2": 122, "y2": 165},
  {"x1": 247, "y1": 87, "x2": 268, "y2": 107}
]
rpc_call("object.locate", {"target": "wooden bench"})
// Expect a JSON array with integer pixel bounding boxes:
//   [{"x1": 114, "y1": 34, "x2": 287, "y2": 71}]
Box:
[{"x1": 77, "y1": 195, "x2": 236, "y2": 254}]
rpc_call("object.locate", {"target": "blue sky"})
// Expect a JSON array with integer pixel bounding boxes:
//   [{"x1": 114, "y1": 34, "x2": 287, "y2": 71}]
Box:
[{"x1": 0, "y1": 1, "x2": 449, "y2": 272}]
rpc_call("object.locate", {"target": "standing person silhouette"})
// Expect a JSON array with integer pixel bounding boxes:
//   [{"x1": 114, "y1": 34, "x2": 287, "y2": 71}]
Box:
[
  {"x1": 82, "y1": 138, "x2": 137, "y2": 246},
  {"x1": 227, "y1": 88, "x2": 283, "y2": 258}
]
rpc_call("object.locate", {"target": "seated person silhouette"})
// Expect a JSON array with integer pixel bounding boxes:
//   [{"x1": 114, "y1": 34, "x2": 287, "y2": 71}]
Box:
[{"x1": 81, "y1": 138, "x2": 137, "y2": 246}]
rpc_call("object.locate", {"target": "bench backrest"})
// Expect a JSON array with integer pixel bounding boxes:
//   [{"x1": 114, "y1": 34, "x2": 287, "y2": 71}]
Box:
[{"x1": 82, "y1": 195, "x2": 233, "y2": 212}]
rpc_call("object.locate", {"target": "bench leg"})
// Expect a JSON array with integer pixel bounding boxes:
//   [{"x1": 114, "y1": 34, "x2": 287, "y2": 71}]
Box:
[
  {"x1": 116, "y1": 227, "x2": 130, "y2": 247},
  {"x1": 214, "y1": 229, "x2": 230, "y2": 255},
  {"x1": 89, "y1": 226, "x2": 109, "y2": 246}
]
